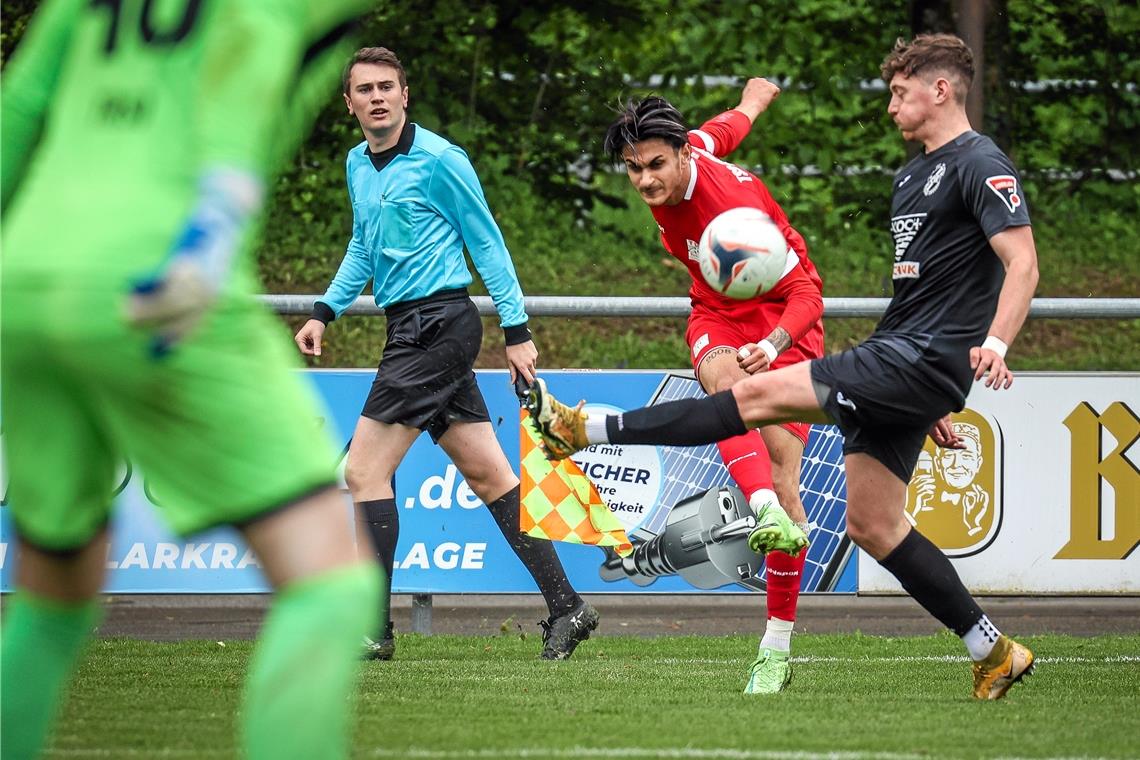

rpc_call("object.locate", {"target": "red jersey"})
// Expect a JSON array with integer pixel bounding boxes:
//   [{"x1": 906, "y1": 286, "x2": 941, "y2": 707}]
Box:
[{"x1": 651, "y1": 110, "x2": 824, "y2": 345}]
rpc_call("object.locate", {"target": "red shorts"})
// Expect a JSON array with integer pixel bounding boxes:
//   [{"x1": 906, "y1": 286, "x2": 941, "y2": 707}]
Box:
[{"x1": 685, "y1": 300, "x2": 825, "y2": 446}]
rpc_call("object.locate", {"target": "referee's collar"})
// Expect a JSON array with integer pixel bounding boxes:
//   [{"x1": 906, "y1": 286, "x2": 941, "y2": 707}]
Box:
[{"x1": 364, "y1": 121, "x2": 416, "y2": 172}]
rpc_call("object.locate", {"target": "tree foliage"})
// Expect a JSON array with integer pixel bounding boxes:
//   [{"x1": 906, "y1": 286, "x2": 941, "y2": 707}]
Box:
[{"x1": 3, "y1": 0, "x2": 1135, "y2": 278}]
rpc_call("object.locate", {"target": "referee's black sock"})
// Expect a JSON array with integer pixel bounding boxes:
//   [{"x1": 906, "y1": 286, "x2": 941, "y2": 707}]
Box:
[
  {"x1": 485, "y1": 485, "x2": 581, "y2": 619},
  {"x1": 606, "y1": 390, "x2": 748, "y2": 446},
  {"x1": 357, "y1": 498, "x2": 398, "y2": 637},
  {"x1": 878, "y1": 528, "x2": 983, "y2": 636}
]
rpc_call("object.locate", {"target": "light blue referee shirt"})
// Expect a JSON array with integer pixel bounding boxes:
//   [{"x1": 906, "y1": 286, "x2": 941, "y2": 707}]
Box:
[{"x1": 314, "y1": 122, "x2": 529, "y2": 336}]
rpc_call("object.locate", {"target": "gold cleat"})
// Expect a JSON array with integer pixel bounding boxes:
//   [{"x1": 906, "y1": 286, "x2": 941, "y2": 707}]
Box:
[
  {"x1": 525, "y1": 378, "x2": 590, "y2": 459},
  {"x1": 972, "y1": 635, "x2": 1035, "y2": 700}
]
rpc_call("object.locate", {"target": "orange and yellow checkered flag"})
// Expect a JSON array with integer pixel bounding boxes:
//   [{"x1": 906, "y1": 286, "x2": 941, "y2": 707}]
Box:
[{"x1": 519, "y1": 410, "x2": 633, "y2": 557}]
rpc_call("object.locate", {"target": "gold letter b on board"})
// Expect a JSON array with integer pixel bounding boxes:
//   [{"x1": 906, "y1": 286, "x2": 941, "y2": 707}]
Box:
[{"x1": 1055, "y1": 402, "x2": 1139, "y2": 560}]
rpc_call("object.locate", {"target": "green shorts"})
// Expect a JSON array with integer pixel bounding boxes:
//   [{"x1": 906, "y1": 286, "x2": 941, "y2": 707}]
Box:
[{"x1": 1, "y1": 273, "x2": 338, "y2": 551}]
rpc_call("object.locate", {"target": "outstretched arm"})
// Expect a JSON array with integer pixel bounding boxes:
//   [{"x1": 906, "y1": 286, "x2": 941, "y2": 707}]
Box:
[{"x1": 690, "y1": 78, "x2": 781, "y2": 158}]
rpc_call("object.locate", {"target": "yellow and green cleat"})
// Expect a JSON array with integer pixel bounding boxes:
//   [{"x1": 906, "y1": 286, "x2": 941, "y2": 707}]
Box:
[
  {"x1": 744, "y1": 647, "x2": 792, "y2": 694},
  {"x1": 747, "y1": 500, "x2": 809, "y2": 557}
]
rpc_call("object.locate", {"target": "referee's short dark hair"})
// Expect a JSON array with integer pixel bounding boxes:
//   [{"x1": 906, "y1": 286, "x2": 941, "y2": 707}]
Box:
[
  {"x1": 343, "y1": 47, "x2": 406, "y2": 93},
  {"x1": 604, "y1": 96, "x2": 689, "y2": 164},
  {"x1": 881, "y1": 34, "x2": 975, "y2": 103}
]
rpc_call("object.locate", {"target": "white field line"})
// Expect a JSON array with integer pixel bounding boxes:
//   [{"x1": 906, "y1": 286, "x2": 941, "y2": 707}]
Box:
[
  {"x1": 365, "y1": 749, "x2": 1121, "y2": 760},
  {"x1": 44, "y1": 751, "x2": 1119, "y2": 760},
  {"x1": 644, "y1": 655, "x2": 1140, "y2": 665},
  {"x1": 795, "y1": 654, "x2": 1140, "y2": 664},
  {"x1": 367, "y1": 655, "x2": 1140, "y2": 667},
  {"x1": 370, "y1": 751, "x2": 928, "y2": 760},
  {"x1": 42, "y1": 658, "x2": 1138, "y2": 759}
]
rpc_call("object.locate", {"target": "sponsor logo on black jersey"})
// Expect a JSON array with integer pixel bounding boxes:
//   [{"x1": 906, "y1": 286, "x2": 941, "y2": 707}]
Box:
[
  {"x1": 984, "y1": 175, "x2": 1022, "y2": 213},
  {"x1": 890, "y1": 213, "x2": 926, "y2": 261},
  {"x1": 893, "y1": 261, "x2": 921, "y2": 279}
]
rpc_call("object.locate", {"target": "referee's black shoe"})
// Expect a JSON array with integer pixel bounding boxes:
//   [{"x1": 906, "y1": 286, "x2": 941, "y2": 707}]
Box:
[
  {"x1": 362, "y1": 622, "x2": 395, "y2": 661},
  {"x1": 539, "y1": 600, "x2": 599, "y2": 660}
]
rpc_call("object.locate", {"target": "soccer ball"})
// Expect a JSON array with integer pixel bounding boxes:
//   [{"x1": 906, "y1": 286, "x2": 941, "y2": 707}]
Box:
[{"x1": 697, "y1": 207, "x2": 789, "y2": 299}]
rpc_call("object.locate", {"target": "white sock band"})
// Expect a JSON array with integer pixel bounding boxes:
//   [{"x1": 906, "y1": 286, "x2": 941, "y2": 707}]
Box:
[
  {"x1": 760, "y1": 616, "x2": 794, "y2": 652},
  {"x1": 584, "y1": 416, "x2": 609, "y2": 446},
  {"x1": 748, "y1": 488, "x2": 780, "y2": 516},
  {"x1": 962, "y1": 614, "x2": 1002, "y2": 661}
]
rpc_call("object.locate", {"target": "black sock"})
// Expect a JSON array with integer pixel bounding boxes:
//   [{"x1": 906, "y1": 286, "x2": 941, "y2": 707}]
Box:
[
  {"x1": 879, "y1": 528, "x2": 983, "y2": 636},
  {"x1": 485, "y1": 485, "x2": 580, "y2": 618},
  {"x1": 358, "y1": 498, "x2": 398, "y2": 636},
  {"x1": 607, "y1": 390, "x2": 747, "y2": 446}
]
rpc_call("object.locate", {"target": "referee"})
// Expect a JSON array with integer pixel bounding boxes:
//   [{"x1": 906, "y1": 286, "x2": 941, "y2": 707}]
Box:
[{"x1": 296, "y1": 47, "x2": 597, "y2": 661}]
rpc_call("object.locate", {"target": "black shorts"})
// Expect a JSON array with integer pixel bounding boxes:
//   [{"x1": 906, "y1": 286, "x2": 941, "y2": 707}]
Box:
[
  {"x1": 809, "y1": 337, "x2": 960, "y2": 483},
  {"x1": 361, "y1": 288, "x2": 489, "y2": 443}
]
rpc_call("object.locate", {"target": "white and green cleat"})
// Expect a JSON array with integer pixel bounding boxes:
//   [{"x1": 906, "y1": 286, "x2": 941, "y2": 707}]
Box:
[{"x1": 743, "y1": 647, "x2": 792, "y2": 694}]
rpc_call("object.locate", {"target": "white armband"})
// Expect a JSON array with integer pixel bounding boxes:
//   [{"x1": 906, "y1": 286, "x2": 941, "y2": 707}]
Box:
[
  {"x1": 756, "y1": 339, "x2": 779, "y2": 363},
  {"x1": 981, "y1": 336, "x2": 1008, "y2": 358}
]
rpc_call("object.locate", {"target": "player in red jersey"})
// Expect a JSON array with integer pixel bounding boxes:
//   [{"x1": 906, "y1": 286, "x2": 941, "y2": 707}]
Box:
[{"x1": 603, "y1": 80, "x2": 824, "y2": 693}]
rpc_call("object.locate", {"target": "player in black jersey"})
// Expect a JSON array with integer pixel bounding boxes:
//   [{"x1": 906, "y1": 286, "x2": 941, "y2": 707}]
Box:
[{"x1": 528, "y1": 33, "x2": 1039, "y2": 699}]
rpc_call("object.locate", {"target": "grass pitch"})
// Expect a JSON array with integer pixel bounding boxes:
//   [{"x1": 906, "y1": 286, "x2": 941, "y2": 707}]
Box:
[{"x1": 50, "y1": 632, "x2": 1139, "y2": 759}]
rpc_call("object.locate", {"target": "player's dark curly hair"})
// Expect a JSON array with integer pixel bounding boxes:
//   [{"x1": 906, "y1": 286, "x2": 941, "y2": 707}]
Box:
[
  {"x1": 603, "y1": 96, "x2": 689, "y2": 164},
  {"x1": 880, "y1": 34, "x2": 974, "y2": 103}
]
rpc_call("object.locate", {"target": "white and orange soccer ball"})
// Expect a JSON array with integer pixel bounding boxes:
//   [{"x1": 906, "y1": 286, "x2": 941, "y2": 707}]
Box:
[{"x1": 697, "y1": 207, "x2": 789, "y2": 299}]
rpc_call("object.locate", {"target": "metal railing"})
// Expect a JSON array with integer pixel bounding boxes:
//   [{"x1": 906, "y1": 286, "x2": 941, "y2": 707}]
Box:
[{"x1": 263, "y1": 295, "x2": 1140, "y2": 320}]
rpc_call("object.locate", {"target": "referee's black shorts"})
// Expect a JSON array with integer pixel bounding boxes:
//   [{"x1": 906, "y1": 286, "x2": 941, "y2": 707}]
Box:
[
  {"x1": 361, "y1": 288, "x2": 489, "y2": 443},
  {"x1": 810, "y1": 337, "x2": 962, "y2": 483}
]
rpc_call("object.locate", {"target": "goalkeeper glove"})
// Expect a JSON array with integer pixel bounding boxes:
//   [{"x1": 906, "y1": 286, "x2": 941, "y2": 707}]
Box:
[{"x1": 126, "y1": 167, "x2": 263, "y2": 357}]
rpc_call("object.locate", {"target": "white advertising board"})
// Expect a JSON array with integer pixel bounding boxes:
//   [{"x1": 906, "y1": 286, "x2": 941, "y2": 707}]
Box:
[{"x1": 858, "y1": 373, "x2": 1139, "y2": 593}]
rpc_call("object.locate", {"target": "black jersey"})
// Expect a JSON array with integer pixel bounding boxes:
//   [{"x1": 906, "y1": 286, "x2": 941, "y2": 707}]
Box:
[{"x1": 872, "y1": 130, "x2": 1031, "y2": 403}]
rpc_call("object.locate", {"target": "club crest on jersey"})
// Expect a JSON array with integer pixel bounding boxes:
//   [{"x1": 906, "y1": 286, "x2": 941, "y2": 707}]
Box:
[
  {"x1": 686, "y1": 238, "x2": 700, "y2": 261},
  {"x1": 923, "y1": 163, "x2": 946, "y2": 196},
  {"x1": 985, "y1": 175, "x2": 1022, "y2": 213}
]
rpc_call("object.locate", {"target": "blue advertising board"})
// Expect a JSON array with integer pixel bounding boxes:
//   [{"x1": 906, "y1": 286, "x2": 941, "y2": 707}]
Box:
[{"x1": 0, "y1": 370, "x2": 855, "y2": 593}]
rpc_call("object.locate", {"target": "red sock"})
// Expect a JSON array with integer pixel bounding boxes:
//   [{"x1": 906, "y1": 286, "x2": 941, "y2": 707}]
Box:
[
  {"x1": 765, "y1": 550, "x2": 806, "y2": 621},
  {"x1": 716, "y1": 430, "x2": 773, "y2": 499}
]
